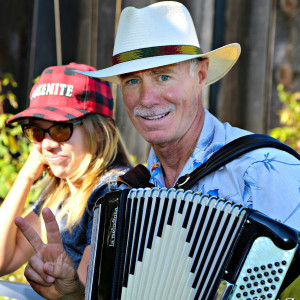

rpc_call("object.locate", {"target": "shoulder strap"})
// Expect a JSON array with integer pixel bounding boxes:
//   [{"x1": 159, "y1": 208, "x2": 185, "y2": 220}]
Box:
[
  {"x1": 174, "y1": 134, "x2": 300, "y2": 190},
  {"x1": 118, "y1": 134, "x2": 300, "y2": 190},
  {"x1": 117, "y1": 164, "x2": 154, "y2": 188}
]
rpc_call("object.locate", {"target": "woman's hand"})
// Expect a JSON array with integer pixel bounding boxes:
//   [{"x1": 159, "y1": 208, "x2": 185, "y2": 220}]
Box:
[
  {"x1": 20, "y1": 147, "x2": 50, "y2": 182},
  {"x1": 15, "y1": 208, "x2": 85, "y2": 300}
]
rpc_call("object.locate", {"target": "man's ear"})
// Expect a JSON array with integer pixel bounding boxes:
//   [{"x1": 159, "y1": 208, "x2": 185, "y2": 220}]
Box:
[{"x1": 197, "y1": 58, "x2": 209, "y2": 87}]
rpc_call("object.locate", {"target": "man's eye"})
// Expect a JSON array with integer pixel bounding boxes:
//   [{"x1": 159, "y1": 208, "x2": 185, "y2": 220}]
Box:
[
  {"x1": 128, "y1": 78, "x2": 139, "y2": 85},
  {"x1": 160, "y1": 75, "x2": 169, "y2": 81}
]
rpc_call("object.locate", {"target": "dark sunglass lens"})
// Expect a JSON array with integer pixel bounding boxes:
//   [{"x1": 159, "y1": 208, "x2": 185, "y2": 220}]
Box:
[
  {"x1": 50, "y1": 124, "x2": 72, "y2": 142},
  {"x1": 24, "y1": 126, "x2": 44, "y2": 142}
]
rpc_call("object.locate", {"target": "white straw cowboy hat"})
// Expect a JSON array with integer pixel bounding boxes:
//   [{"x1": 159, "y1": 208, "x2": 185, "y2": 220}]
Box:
[{"x1": 79, "y1": 1, "x2": 241, "y2": 86}]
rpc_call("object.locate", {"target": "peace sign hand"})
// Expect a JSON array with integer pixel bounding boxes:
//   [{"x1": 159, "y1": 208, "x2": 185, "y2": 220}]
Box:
[{"x1": 15, "y1": 208, "x2": 85, "y2": 300}]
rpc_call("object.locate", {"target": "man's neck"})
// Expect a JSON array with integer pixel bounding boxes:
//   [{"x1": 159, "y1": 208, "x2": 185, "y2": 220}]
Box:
[{"x1": 152, "y1": 108, "x2": 205, "y2": 188}]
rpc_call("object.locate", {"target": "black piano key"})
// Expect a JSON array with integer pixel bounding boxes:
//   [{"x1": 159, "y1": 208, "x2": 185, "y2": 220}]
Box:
[
  {"x1": 157, "y1": 196, "x2": 170, "y2": 237},
  {"x1": 182, "y1": 201, "x2": 194, "y2": 228},
  {"x1": 178, "y1": 199, "x2": 186, "y2": 214},
  {"x1": 137, "y1": 196, "x2": 153, "y2": 262},
  {"x1": 129, "y1": 196, "x2": 145, "y2": 275},
  {"x1": 167, "y1": 198, "x2": 177, "y2": 225},
  {"x1": 147, "y1": 196, "x2": 161, "y2": 249},
  {"x1": 122, "y1": 197, "x2": 138, "y2": 287}
]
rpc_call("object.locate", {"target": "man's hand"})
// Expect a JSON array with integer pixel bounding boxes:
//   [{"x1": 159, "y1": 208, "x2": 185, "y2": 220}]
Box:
[{"x1": 15, "y1": 208, "x2": 85, "y2": 300}]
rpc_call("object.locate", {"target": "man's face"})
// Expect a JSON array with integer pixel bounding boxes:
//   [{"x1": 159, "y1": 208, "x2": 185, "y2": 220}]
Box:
[{"x1": 119, "y1": 60, "x2": 207, "y2": 147}]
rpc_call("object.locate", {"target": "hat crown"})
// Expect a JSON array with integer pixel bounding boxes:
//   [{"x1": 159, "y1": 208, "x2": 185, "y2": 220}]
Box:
[
  {"x1": 114, "y1": 1, "x2": 200, "y2": 55},
  {"x1": 76, "y1": 1, "x2": 240, "y2": 88},
  {"x1": 7, "y1": 63, "x2": 114, "y2": 124}
]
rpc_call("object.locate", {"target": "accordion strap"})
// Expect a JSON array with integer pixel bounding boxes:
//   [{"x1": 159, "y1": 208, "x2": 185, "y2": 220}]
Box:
[
  {"x1": 118, "y1": 134, "x2": 300, "y2": 189},
  {"x1": 117, "y1": 164, "x2": 155, "y2": 188},
  {"x1": 175, "y1": 133, "x2": 300, "y2": 190}
]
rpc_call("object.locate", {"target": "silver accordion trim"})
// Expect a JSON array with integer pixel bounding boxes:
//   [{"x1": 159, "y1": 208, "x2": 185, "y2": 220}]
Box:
[{"x1": 85, "y1": 188, "x2": 300, "y2": 300}]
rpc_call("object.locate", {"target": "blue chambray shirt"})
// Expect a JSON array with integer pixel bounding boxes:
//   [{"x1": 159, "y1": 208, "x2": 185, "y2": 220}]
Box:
[{"x1": 147, "y1": 109, "x2": 300, "y2": 231}]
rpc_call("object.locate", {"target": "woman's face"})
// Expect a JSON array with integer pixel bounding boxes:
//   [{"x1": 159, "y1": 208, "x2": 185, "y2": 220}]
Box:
[{"x1": 29, "y1": 119, "x2": 89, "y2": 179}]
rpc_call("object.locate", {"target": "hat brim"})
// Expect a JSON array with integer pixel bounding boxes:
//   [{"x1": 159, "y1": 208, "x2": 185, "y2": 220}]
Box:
[
  {"x1": 77, "y1": 43, "x2": 241, "y2": 86},
  {"x1": 6, "y1": 107, "x2": 90, "y2": 124}
]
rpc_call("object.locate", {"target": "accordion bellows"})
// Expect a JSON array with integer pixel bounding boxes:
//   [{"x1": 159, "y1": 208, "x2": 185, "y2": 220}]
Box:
[{"x1": 86, "y1": 188, "x2": 300, "y2": 300}]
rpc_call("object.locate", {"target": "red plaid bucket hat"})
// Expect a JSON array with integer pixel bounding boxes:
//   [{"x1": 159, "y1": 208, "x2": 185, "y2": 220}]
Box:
[{"x1": 6, "y1": 62, "x2": 114, "y2": 124}]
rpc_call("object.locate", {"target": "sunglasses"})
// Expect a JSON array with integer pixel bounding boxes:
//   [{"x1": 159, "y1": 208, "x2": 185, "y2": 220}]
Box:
[{"x1": 22, "y1": 120, "x2": 83, "y2": 143}]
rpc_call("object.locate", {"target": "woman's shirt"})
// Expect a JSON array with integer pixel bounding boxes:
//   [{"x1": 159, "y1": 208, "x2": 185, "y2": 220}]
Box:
[{"x1": 32, "y1": 164, "x2": 129, "y2": 269}]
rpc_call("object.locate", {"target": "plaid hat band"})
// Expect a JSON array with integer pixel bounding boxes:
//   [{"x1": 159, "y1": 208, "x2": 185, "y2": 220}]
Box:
[
  {"x1": 112, "y1": 45, "x2": 203, "y2": 65},
  {"x1": 7, "y1": 63, "x2": 114, "y2": 124}
]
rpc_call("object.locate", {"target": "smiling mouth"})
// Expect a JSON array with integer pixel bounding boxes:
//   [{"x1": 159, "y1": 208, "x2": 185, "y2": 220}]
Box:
[{"x1": 141, "y1": 112, "x2": 170, "y2": 120}]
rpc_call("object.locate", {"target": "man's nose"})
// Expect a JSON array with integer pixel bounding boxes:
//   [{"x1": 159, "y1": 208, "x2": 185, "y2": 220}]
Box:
[{"x1": 139, "y1": 80, "x2": 159, "y2": 107}]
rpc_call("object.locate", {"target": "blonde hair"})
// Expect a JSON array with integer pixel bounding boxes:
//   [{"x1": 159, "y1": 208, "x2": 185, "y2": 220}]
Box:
[{"x1": 39, "y1": 113, "x2": 131, "y2": 231}]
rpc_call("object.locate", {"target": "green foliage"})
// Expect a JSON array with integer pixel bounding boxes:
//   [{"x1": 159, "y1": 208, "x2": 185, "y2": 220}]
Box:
[
  {"x1": 0, "y1": 73, "x2": 18, "y2": 109},
  {"x1": 0, "y1": 114, "x2": 37, "y2": 204},
  {"x1": 269, "y1": 84, "x2": 300, "y2": 152}
]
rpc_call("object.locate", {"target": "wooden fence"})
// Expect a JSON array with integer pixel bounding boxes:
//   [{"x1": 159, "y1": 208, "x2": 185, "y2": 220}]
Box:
[{"x1": 1, "y1": 0, "x2": 299, "y2": 163}]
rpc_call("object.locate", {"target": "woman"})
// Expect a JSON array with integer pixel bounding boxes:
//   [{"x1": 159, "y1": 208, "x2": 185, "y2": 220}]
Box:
[{"x1": 0, "y1": 63, "x2": 132, "y2": 284}]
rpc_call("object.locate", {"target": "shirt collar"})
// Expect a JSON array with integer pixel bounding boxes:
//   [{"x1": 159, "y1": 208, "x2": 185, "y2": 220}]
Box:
[{"x1": 146, "y1": 109, "x2": 226, "y2": 187}]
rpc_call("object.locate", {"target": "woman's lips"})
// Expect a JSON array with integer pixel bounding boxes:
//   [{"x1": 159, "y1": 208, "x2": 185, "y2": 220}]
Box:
[{"x1": 46, "y1": 155, "x2": 67, "y2": 163}]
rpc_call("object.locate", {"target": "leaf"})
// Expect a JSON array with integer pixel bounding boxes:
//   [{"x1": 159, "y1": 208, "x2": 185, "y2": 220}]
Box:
[
  {"x1": 8, "y1": 135, "x2": 19, "y2": 153},
  {"x1": 198, "y1": 127, "x2": 215, "y2": 149},
  {"x1": 207, "y1": 189, "x2": 219, "y2": 197},
  {"x1": 263, "y1": 162, "x2": 270, "y2": 172},
  {"x1": 244, "y1": 174, "x2": 261, "y2": 190},
  {"x1": 242, "y1": 184, "x2": 251, "y2": 201}
]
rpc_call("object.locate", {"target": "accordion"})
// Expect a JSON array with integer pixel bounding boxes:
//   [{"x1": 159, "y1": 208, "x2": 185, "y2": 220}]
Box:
[{"x1": 85, "y1": 188, "x2": 300, "y2": 300}]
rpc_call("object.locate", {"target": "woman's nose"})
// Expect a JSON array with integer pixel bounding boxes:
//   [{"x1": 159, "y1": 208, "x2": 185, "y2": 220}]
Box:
[{"x1": 41, "y1": 133, "x2": 59, "y2": 149}]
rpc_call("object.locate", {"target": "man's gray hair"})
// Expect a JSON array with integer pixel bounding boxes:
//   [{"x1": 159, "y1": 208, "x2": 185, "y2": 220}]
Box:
[{"x1": 189, "y1": 58, "x2": 202, "y2": 77}]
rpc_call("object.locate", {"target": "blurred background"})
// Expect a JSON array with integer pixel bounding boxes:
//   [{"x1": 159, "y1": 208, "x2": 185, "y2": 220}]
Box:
[
  {"x1": 1, "y1": 0, "x2": 300, "y2": 162},
  {"x1": 0, "y1": 0, "x2": 299, "y2": 288}
]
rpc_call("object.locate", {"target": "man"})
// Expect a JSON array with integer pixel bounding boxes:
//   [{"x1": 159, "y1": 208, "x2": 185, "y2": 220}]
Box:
[
  {"x1": 80, "y1": 1, "x2": 299, "y2": 227},
  {"x1": 15, "y1": 1, "x2": 299, "y2": 299}
]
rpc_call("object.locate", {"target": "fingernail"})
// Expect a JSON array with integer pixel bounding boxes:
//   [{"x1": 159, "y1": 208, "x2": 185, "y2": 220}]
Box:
[
  {"x1": 47, "y1": 264, "x2": 53, "y2": 273},
  {"x1": 46, "y1": 276, "x2": 55, "y2": 283}
]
